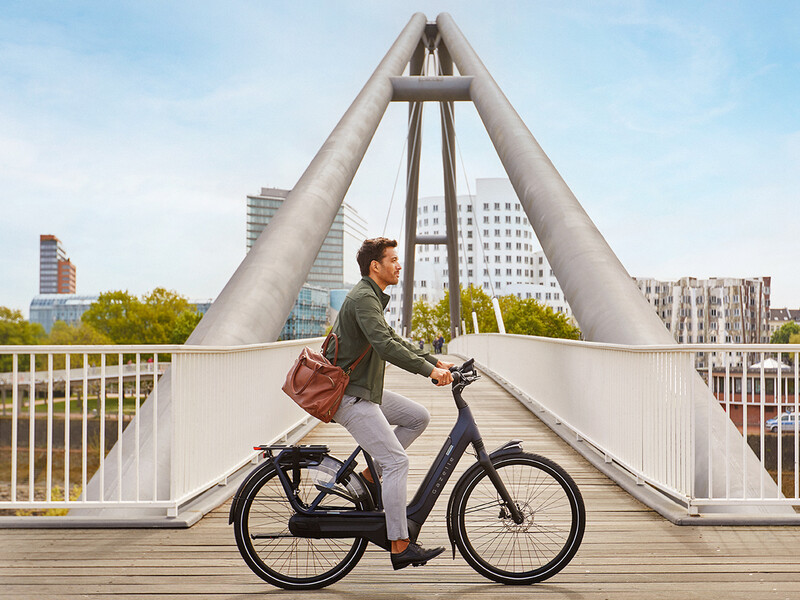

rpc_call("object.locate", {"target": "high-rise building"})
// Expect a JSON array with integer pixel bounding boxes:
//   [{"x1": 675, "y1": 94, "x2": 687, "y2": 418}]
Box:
[
  {"x1": 634, "y1": 276, "x2": 771, "y2": 368},
  {"x1": 39, "y1": 234, "x2": 76, "y2": 294},
  {"x1": 246, "y1": 188, "x2": 369, "y2": 288},
  {"x1": 385, "y1": 178, "x2": 572, "y2": 332}
]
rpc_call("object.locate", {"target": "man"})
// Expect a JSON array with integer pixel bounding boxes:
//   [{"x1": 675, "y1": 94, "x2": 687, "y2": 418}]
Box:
[{"x1": 327, "y1": 237, "x2": 453, "y2": 570}]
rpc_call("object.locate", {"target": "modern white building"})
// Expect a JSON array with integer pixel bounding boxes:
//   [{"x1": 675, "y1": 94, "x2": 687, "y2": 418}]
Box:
[
  {"x1": 634, "y1": 276, "x2": 771, "y2": 368},
  {"x1": 386, "y1": 178, "x2": 572, "y2": 331},
  {"x1": 247, "y1": 188, "x2": 368, "y2": 289}
]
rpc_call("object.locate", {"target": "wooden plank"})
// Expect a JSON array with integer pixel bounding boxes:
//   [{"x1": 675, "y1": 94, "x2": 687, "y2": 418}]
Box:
[{"x1": 2, "y1": 358, "x2": 800, "y2": 599}]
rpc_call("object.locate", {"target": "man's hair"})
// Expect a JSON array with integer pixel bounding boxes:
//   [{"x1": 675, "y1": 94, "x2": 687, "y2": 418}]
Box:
[{"x1": 357, "y1": 237, "x2": 398, "y2": 276}]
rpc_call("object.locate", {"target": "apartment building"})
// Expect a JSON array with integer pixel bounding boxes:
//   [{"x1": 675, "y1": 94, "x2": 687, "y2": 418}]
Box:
[
  {"x1": 635, "y1": 276, "x2": 771, "y2": 367},
  {"x1": 385, "y1": 178, "x2": 572, "y2": 332}
]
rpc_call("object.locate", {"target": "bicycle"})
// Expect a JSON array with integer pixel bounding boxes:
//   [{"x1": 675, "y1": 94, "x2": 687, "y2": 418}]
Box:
[{"x1": 229, "y1": 358, "x2": 585, "y2": 590}]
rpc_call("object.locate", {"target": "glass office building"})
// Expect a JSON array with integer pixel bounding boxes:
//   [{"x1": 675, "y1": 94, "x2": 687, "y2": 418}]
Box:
[
  {"x1": 246, "y1": 188, "x2": 368, "y2": 289},
  {"x1": 247, "y1": 187, "x2": 369, "y2": 340},
  {"x1": 279, "y1": 285, "x2": 329, "y2": 341}
]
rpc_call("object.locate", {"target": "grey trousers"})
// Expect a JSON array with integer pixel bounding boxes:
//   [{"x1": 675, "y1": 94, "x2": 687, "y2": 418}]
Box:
[{"x1": 332, "y1": 389, "x2": 430, "y2": 541}]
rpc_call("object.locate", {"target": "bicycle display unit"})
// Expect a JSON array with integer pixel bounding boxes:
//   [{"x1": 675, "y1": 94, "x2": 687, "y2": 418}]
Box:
[{"x1": 230, "y1": 359, "x2": 586, "y2": 590}]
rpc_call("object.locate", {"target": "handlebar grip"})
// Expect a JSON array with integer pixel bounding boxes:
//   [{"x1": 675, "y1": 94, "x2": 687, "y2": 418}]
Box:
[{"x1": 432, "y1": 371, "x2": 462, "y2": 385}]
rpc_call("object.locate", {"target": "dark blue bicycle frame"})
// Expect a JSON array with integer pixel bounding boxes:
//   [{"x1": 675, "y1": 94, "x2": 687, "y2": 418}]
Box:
[{"x1": 268, "y1": 371, "x2": 525, "y2": 550}]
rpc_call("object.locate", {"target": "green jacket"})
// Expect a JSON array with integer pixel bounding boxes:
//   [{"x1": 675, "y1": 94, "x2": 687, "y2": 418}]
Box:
[{"x1": 326, "y1": 276, "x2": 438, "y2": 403}]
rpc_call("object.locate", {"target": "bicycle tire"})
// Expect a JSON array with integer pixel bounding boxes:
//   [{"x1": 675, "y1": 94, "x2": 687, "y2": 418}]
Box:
[
  {"x1": 449, "y1": 452, "x2": 585, "y2": 584},
  {"x1": 232, "y1": 460, "x2": 370, "y2": 590}
]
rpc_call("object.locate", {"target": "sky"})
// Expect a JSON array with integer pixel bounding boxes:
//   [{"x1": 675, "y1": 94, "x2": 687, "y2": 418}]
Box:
[{"x1": 1, "y1": 1, "x2": 799, "y2": 317}]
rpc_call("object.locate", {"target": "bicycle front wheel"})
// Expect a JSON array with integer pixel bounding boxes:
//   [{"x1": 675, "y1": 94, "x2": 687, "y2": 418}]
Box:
[
  {"x1": 449, "y1": 452, "x2": 585, "y2": 584},
  {"x1": 232, "y1": 461, "x2": 369, "y2": 590}
]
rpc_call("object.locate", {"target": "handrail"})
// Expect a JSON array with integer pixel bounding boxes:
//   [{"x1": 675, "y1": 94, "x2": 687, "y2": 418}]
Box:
[{"x1": 450, "y1": 333, "x2": 800, "y2": 519}]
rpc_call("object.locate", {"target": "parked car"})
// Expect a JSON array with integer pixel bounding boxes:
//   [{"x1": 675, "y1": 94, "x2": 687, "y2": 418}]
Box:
[{"x1": 766, "y1": 412, "x2": 798, "y2": 433}]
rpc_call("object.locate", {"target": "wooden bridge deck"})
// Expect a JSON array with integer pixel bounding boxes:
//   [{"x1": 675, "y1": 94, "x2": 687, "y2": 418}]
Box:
[{"x1": 2, "y1": 360, "x2": 799, "y2": 599}]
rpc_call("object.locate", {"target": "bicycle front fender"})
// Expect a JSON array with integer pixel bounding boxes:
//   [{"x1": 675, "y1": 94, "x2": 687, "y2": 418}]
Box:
[{"x1": 445, "y1": 440, "x2": 525, "y2": 555}]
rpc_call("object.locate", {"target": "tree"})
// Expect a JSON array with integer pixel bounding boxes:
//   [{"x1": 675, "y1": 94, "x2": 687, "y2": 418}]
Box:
[
  {"x1": 81, "y1": 290, "x2": 143, "y2": 344},
  {"x1": 0, "y1": 307, "x2": 45, "y2": 371},
  {"x1": 501, "y1": 295, "x2": 581, "y2": 339},
  {"x1": 169, "y1": 310, "x2": 203, "y2": 344},
  {"x1": 82, "y1": 288, "x2": 195, "y2": 345},
  {"x1": 770, "y1": 321, "x2": 800, "y2": 365},
  {"x1": 423, "y1": 286, "x2": 581, "y2": 341},
  {"x1": 46, "y1": 321, "x2": 114, "y2": 368},
  {"x1": 411, "y1": 299, "x2": 439, "y2": 344},
  {"x1": 48, "y1": 321, "x2": 114, "y2": 346},
  {"x1": 771, "y1": 322, "x2": 800, "y2": 344}
]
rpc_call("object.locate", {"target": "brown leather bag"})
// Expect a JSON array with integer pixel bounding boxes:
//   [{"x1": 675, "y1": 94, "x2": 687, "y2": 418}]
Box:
[{"x1": 282, "y1": 333, "x2": 370, "y2": 423}]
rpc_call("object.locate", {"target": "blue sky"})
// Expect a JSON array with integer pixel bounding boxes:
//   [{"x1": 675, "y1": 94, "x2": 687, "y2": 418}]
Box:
[{"x1": 1, "y1": 1, "x2": 799, "y2": 317}]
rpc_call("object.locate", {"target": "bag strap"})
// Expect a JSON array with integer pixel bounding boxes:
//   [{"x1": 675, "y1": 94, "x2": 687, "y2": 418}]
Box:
[
  {"x1": 323, "y1": 332, "x2": 370, "y2": 374},
  {"x1": 345, "y1": 345, "x2": 370, "y2": 376}
]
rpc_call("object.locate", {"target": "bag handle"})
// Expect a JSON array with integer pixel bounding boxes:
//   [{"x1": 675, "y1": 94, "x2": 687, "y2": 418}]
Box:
[
  {"x1": 290, "y1": 359, "x2": 325, "y2": 395},
  {"x1": 322, "y1": 332, "x2": 370, "y2": 374},
  {"x1": 321, "y1": 332, "x2": 340, "y2": 364}
]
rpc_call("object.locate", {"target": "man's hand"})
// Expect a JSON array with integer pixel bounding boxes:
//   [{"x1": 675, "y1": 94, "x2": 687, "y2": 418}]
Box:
[
  {"x1": 436, "y1": 360, "x2": 455, "y2": 370},
  {"x1": 430, "y1": 366, "x2": 453, "y2": 386}
]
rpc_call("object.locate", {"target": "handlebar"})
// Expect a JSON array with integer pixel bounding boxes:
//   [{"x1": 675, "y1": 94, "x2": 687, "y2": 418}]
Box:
[{"x1": 431, "y1": 358, "x2": 479, "y2": 386}]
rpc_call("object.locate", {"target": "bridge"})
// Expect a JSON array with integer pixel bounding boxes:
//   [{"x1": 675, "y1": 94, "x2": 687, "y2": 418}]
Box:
[
  {"x1": 1, "y1": 9, "x2": 800, "y2": 594},
  {"x1": 2, "y1": 362, "x2": 798, "y2": 598}
]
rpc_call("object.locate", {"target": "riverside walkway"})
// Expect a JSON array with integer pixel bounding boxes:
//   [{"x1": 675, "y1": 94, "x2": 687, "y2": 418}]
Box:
[{"x1": 1, "y1": 359, "x2": 799, "y2": 599}]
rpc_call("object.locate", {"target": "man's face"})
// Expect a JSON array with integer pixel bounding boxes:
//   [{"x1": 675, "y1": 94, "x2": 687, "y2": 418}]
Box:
[{"x1": 373, "y1": 247, "x2": 401, "y2": 287}]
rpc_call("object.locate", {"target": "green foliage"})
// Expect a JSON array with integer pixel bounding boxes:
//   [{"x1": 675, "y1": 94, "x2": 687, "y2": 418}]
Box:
[
  {"x1": 169, "y1": 310, "x2": 203, "y2": 344},
  {"x1": 412, "y1": 285, "x2": 581, "y2": 342},
  {"x1": 771, "y1": 321, "x2": 800, "y2": 364},
  {"x1": 0, "y1": 306, "x2": 46, "y2": 371},
  {"x1": 48, "y1": 321, "x2": 114, "y2": 345},
  {"x1": 0, "y1": 306, "x2": 46, "y2": 345},
  {"x1": 771, "y1": 322, "x2": 800, "y2": 344},
  {"x1": 453, "y1": 285, "x2": 497, "y2": 335},
  {"x1": 82, "y1": 288, "x2": 196, "y2": 344},
  {"x1": 46, "y1": 322, "x2": 114, "y2": 368},
  {"x1": 411, "y1": 299, "x2": 440, "y2": 344}
]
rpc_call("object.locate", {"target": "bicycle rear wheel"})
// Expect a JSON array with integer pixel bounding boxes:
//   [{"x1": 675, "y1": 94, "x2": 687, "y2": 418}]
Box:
[
  {"x1": 232, "y1": 460, "x2": 369, "y2": 590},
  {"x1": 449, "y1": 452, "x2": 585, "y2": 584}
]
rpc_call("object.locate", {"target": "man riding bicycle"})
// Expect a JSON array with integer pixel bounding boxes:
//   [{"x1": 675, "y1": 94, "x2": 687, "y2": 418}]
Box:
[{"x1": 326, "y1": 237, "x2": 453, "y2": 570}]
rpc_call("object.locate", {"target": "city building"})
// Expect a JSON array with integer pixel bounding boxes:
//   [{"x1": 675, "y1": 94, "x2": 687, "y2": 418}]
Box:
[
  {"x1": 279, "y1": 285, "x2": 329, "y2": 341},
  {"x1": 634, "y1": 276, "x2": 771, "y2": 368},
  {"x1": 246, "y1": 187, "x2": 369, "y2": 289},
  {"x1": 385, "y1": 178, "x2": 572, "y2": 332},
  {"x1": 247, "y1": 187, "x2": 369, "y2": 340},
  {"x1": 768, "y1": 308, "x2": 800, "y2": 339},
  {"x1": 39, "y1": 234, "x2": 76, "y2": 294},
  {"x1": 29, "y1": 294, "x2": 214, "y2": 334},
  {"x1": 30, "y1": 294, "x2": 98, "y2": 333}
]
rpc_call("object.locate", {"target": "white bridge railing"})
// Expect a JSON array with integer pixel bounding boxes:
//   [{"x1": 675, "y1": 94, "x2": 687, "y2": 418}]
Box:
[
  {"x1": 4, "y1": 335, "x2": 799, "y2": 520},
  {"x1": 451, "y1": 334, "x2": 800, "y2": 516},
  {"x1": 0, "y1": 340, "x2": 315, "y2": 517}
]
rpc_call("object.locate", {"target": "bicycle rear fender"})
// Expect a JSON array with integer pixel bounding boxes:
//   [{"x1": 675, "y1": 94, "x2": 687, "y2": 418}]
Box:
[
  {"x1": 228, "y1": 461, "x2": 276, "y2": 525},
  {"x1": 228, "y1": 445, "x2": 331, "y2": 524}
]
